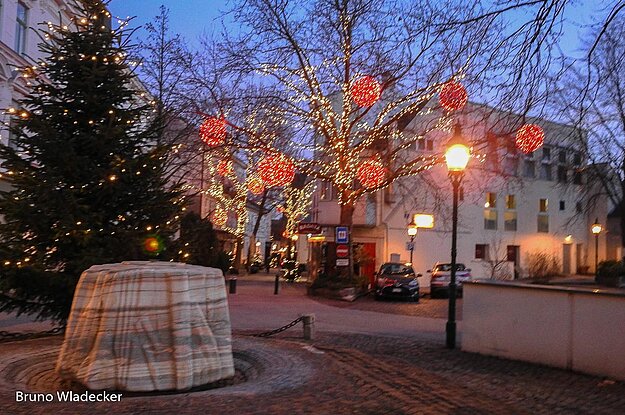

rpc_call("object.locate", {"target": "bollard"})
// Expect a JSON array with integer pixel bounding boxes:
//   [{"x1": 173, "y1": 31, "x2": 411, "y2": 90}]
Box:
[
  {"x1": 274, "y1": 274, "x2": 280, "y2": 295},
  {"x1": 302, "y1": 314, "x2": 315, "y2": 340},
  {"x1": 229, "y1": 277, "x2": 237, "y2": 294}
]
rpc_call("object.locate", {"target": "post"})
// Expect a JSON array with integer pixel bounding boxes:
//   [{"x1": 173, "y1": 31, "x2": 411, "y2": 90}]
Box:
[
  {"x1": 229, "y1": 277, "x2": 237, "y2": 294},
  {"x1": 595, "y1": 233, "x2": 599, "y2": 278},
  {"x1": 302, "y1": 314, "x2": 315, "y2": 340},
  {"x1": 274, "y1": 274, "x2": 280, "y2": 295},
  {"x1": 446, "y1": 173, "x2": 462, "y2": 349},
  {"x1": 409, "y1": 235, "x2": 415, "y2": 264}
]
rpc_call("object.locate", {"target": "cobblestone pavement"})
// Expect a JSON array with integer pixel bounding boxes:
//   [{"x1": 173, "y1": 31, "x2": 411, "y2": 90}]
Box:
[{"x1": 1, "y1": 330, "x2": 624, "y2": 415}]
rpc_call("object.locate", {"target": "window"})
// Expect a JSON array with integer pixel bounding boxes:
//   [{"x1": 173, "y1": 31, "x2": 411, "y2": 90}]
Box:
[
  {"x1": 573, "y1": 169, "x2": 583, "y2": 185},
  {"x1": 523, "y1": 159, "x2": 535, "y2": 178},
  {"x1": 537, "y1": 215, "x2": 549, "y2": 233},
  {"x1": 539, "y1": 198, "x2": 548, "y2": 212},
  {"x1": 557, "y1": 166, "x2": 567, "y2": 183},
  {"x1": 417, "y1": 139, "x2": 433, "y2": 151},
  {"x1": 542, "y1": 147, "x2": 551, "y2": 161},
  {"x1": 15, "y1": 2, "x2": 28, "y2": 55},
  {"x1": 505, "y1": 194, "x2": 516, "y2": 210},
  {"x1": 559, "y1": 200, "x2": 565, "y2": 211},
  {"x1": 320, "y1": 181, "x2": 332, "y2": 200},
  {"x1": 539, "y1": 164, "x2": 552, "y2": 180},
  {"x1": 503, "y1": 157, "x2": 518, "y2": 176},
  {"x1": 558, "y1": 150, "x2": 567, "y2": 164},
  {"x1": 504, "y1": 211, "x2": 517, "y2": 231},
  {"x1": 573, "y1": 152, "x2": 582, "y2": 166},
  {"x1": 485, "y1": 192, "x2": 497, "y2": 208},
  {"x1": 475, "y1": 244, "x2": 489, "y2": 260},
  {"x1": 484, "y1": 209, "x2": 497, "y2": 230}
]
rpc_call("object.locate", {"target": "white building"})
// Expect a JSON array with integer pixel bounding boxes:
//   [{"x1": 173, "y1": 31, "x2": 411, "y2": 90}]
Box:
[{"x1": 307, "y1": 104, "x2": 612, "y2": 288}]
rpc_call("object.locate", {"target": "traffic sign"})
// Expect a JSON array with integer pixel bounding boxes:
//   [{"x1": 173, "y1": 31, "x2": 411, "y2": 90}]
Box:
[
  {"x1": 406, "y1": 242, "x2": 414, "y2": 251},
  {"x1": 336, "y1": 226, "x2": 349, "y2": 244},
  {"x1": 336, "y1": 259, "x2": 349, "y2": 266},
  {"x1": 336, "y1": 244, "x2": 349, "y2": 258}
]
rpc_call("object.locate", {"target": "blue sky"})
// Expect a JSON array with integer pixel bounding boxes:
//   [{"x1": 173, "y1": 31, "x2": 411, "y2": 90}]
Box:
[{"x1": 108, "y1": 0, "x2": 231, "y2": 44}]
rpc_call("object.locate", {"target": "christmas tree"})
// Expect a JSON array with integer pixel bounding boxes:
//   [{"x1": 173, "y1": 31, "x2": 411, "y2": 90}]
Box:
[{"x1": 0, "y1": 0, "x2": 184, "y2": 323}]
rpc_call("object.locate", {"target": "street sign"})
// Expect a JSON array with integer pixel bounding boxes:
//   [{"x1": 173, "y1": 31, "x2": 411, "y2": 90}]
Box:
[
  {"x1": 336, "y1": 226, "x2": 349, "y2": 244},
  {"x1": 406, "y1": 242, "x2": 414, "y2": 251},
  {"x1": 336, "y1": 244, "x2": 349, "y2": 258},
  {"x1": 336, "y1": 259, "x2": 349, "y2": 266},
  {"x1": 297, "y1": 223, "x2": 322, "y2": 234}
]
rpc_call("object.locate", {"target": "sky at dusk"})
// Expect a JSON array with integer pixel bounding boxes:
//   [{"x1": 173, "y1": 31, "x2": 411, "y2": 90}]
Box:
[{"x1": 108, "y1": 0, "x2": 231, "y2": 44}]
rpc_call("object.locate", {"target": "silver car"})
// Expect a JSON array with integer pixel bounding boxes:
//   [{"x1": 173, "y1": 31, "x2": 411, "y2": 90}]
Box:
[{"x1": 428, "y1": 262, "x2": 472, "y2": 298}]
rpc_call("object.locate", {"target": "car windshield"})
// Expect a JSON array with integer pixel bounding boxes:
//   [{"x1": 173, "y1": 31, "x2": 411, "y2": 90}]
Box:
[
  {"x1": 380, "y1": 264, "x2": 413, "y2": 275},
  {"x1": 435, "y1": 263, "x2": 466, "y2": 272}
]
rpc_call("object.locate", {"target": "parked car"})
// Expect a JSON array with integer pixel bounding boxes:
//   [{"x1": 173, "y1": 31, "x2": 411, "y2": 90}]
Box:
[
  {"x1": 374, "y1": 262, "x2": 421, "y2": 302},
  {"x1": 428, "y1": 262, "x2": 472, "y2": 298}
]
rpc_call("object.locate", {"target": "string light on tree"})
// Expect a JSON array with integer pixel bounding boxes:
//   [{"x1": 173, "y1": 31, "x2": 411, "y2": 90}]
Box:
[
  {"x1": 199, "y1": 117, "x2": 227, "y2": 147},
  {"x1": 439, "y1": 81, "x2": 468, "y2": 112},
  {"x1": 257, "y1": 153, "x2": 295, "y2": 187},
  {"x1": 211, "y1": 207, "x2": 228, "y2": 227},
  {"x1": 247, "y1": 175, "x2": 265, "y2": 195},
  {"x1": 217, "y1": 159, "x2": 233, "y2": 176},
  {"x1": 357, "y1": 159, "x2": 387, "y2": 188},
  {"x1": 351, "y1": 76, "x2": 381, "y2": 107},
  {"x1": 515, "y1": 124, "x2": 544, "y2": 153}
]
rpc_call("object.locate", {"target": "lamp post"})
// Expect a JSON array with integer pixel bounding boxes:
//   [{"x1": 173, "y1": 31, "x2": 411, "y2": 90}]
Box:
[
  {"x1": 407, "y1": 220, "x2": 417, "y2": 265},
  {"x1": 591, "y1": 218, "x2": 602, "y2": 278},
  {"x1": 444, "y1": 123, "x2": 471, "y2": 350}
]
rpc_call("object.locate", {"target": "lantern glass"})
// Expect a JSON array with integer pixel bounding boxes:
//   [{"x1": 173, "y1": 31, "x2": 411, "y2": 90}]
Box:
[
  {"x1": 407, "y1": 225, "x2": 417, "y2": 237},
  {"x1": 445, "y1": 143, "x2": 470, "y2": 172},
  {"x1": 591, "y1": 223, "x2": 602, "y2": 235}
]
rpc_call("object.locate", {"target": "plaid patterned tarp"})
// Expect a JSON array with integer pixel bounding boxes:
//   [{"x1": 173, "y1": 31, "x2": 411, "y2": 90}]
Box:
[{"x1": 55, "y1": 261, "x2": 234, "y2": 392}]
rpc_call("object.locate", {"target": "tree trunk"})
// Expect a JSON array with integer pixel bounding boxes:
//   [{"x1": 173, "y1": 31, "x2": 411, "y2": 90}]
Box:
[{"x1": 246, "y1": 190, "x2": 269, "y2": 271}]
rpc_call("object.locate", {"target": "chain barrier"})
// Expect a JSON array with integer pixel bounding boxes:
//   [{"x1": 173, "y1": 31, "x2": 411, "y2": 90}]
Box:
[
  {"x1": 253, "y1": 316, "x2": 305, "y2": 338},
  {"x1": 0, "y1": 326, "x2": 65, "y2": 343}
]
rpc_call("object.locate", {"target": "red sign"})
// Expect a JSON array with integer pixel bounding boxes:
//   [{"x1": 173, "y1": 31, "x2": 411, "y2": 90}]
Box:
[
  {"x1": 297, "y1": 223, "x2": 322, "y2": 234},
  {"x1": 336, "y1": 244, "x2": 349, "y2": 258}
]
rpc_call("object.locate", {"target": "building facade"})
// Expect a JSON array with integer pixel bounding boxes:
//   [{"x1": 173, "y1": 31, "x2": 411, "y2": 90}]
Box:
[{"x1": 306, "y1": 104, "x2": 612, "y2": 288}]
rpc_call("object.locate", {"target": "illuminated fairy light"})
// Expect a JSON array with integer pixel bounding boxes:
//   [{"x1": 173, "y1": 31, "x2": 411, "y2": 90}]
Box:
[
  {"x1": 217, "y1": 159, "x2": 234, "y2": 176},
  {"x1": 357, "y1": 159, "x2": 387, "y2": 189},
  {"x1": 439, "y1": 81, "x2": 468, "y2": 112},
  {"x1": 257, "y1": 153, "x2": 295, "y2": 187},
  {"x1": 211, "y1": 207, "x2": 228, "y2": 226},
  {"x1": 199, "y1": 117, "x2": 227, "y2": 147},
  {"x1": 247, "y1": 175, "x2": 265, "y2": 195},
  {"x1": 351, "y1": 76, "x2": 381, "y2": 107},
  {"x1": 515, "y1": 124, "x2": 544, "y2": 153}
]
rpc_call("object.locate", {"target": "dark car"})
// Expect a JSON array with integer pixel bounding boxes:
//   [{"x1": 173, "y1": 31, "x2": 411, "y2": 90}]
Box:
[
  {"x1": 428, "y1": 262, "x2": 472, "y2": 298},
  {"x1": 374, "y1": 262, "x2": 421, "y2": 302}
]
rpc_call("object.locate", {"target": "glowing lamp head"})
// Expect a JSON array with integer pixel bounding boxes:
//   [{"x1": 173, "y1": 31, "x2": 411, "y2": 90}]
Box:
[
  {"x1": 407, "y1": 225, "x2": 417, "y2": 237},
  {"x1": 591, "y1": 218, "x2": 602, "y2": 235},
  {"x1": 445, "y1": 124, "x2": 470, "y2": 172}
]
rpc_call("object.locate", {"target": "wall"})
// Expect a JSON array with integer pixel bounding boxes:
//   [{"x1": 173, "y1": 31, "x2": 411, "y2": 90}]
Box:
[{"x1": 462, "y1": 280, "x2": 625, "y2": 381}]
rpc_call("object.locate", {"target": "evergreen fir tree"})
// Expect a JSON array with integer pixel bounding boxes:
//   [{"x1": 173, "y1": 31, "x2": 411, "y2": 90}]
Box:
[{"x1": 0, "y1": 0, "x2": 184, "y2": 323}]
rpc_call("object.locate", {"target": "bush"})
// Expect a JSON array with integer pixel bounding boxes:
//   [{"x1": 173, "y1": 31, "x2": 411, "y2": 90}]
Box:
[
  {"x1": 596, "y1": 260, "x2": 625, "y2": 287},
  {"x1": 310, "y1": 271, "x2": 368, "y2": 290},
  {"x1": 525, "y1": 251, "x2": 561, "y2": 281}
]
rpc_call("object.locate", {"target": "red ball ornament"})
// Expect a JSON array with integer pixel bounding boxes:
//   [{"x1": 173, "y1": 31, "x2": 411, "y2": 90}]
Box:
[
  {"x1": 515, "y1": 124, "x2": 544, "y2": 154},
  {"x1": 357, "y1": 159, "x2": 387, "y2": 189},
  {"x1": 247, "y1": 176, "x2": 265, "y2": 195},
  {"x1": 211, "y1": 208, "x2": 228, "y2": 226},
  {"x1": 217, "y1": 159, "x2": 233, "y2": 176},
  {"x1": 257, "y1": 153, "x2": 295, "y2": 187},
  {"x1": 351, "y1": 76, "x2": 381, "y2": 107},
  {"x1": 143, "y1": 236, "x2": 163, "y2": 254},
  {"x1": 199, "y1": 117, "x2": 226, "y2": 146},
  {"x1": 439, "y1": 81, "x2": 468, "y2": 112}
]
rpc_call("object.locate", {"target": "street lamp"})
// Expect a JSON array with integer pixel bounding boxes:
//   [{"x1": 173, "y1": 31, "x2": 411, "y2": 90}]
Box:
[
  {"x1": 407, "y1": 220, "x2": 417, "y2": 265},
  {"x1": 444, "y1": 123, "x2": 470, "y2": 350},
  {"x1": 591, "y1": 218, "x2": 602, "y2": 278}
]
